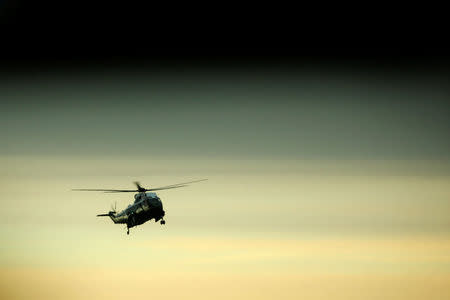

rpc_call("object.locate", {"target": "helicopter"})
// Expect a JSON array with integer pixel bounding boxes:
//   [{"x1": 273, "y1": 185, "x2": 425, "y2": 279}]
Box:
[{"x1": 73, "y1": 179, "x2": 207, "y2": 234}]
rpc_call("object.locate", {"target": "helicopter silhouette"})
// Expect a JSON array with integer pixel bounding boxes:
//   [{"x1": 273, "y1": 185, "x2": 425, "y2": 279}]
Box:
[{"x1": 73, "y1": 179, "x2": 207, "y2": 234}]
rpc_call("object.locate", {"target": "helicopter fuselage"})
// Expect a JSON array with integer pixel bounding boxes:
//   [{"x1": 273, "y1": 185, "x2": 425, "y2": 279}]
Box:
[
  {"x1": 100, "y1": 192, "x2": 165, "y2": 230},
  {"x1": 75, "y1": 179, "x2": 206, "y2": 234}
]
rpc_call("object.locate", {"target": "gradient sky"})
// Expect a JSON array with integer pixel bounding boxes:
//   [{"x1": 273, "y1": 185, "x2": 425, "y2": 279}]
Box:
[
  {"x1": 1, "y1": 67, "x2": 449, "y2": 158},
  {"x1": 1, "y1": 64, "x2": 449, "y2": 299}
]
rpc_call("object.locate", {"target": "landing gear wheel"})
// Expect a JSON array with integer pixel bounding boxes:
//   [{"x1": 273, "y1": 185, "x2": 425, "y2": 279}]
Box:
[
  {"x1": 127, "y1": 228, "x2": 129, "y2": 235},
  {"x1": 160, "y1": 220, "x2": 165, "y2": 225}
]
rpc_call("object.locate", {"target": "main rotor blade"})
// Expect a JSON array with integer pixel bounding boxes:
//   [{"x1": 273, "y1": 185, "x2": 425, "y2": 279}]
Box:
[
  {"x1": 72, "y1": 179, "x2": 207, "y2": 193},
  {"x1": 145, "y1": 185, "x2": 189, "y2": 191},
  {"x1": 72, "y1": 189, "x2": 138, "y2": 192},
  {"x1": 145, "y1": 179, "x2": 208, "y2": 191}
]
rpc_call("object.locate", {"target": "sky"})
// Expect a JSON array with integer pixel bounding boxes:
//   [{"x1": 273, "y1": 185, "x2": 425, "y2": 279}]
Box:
[
  {"x1": 1, "y1": 61, "x2": 450, "y2": 299},
  {"x1": 1, "y1": 67, "x2": 449, "y2": 158}
]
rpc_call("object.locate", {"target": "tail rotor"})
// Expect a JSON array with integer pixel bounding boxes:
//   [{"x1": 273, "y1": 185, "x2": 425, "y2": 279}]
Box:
[{"x1": 110, "y1": 202, "x2": 117, "y2": 214}]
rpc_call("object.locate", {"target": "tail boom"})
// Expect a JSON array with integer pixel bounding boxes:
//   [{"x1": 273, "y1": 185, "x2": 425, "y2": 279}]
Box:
[{"x1": 97, "y1": 212, "x2": 119, "y2": 223}]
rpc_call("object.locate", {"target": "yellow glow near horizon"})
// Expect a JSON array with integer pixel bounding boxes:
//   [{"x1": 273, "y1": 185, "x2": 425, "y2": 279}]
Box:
[{"x1": 1, "y1": 156, "x2": 450, "y2": 299}]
